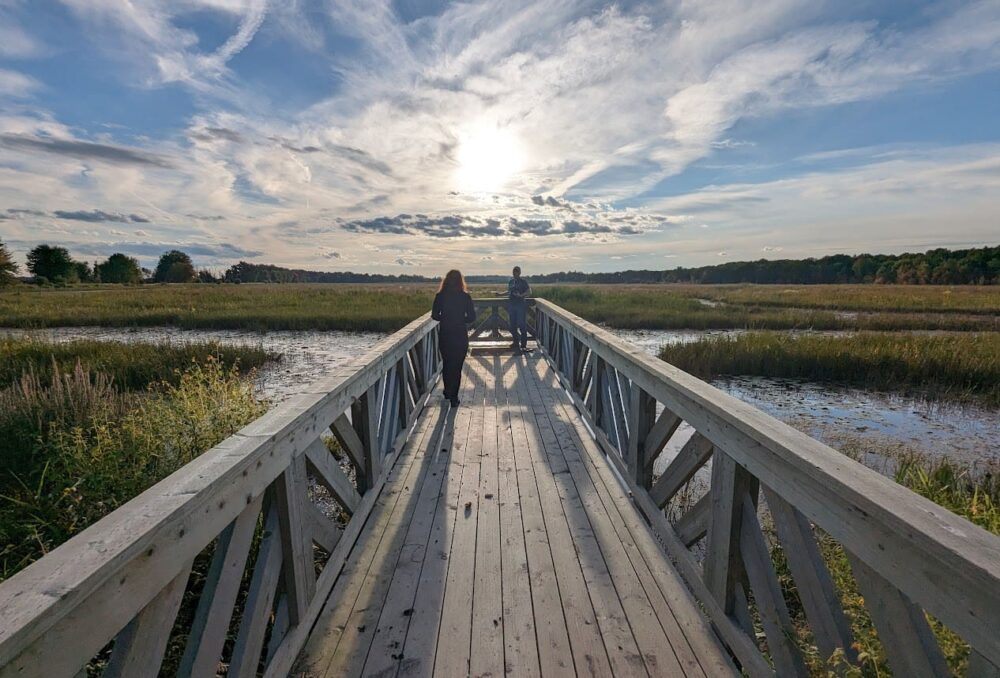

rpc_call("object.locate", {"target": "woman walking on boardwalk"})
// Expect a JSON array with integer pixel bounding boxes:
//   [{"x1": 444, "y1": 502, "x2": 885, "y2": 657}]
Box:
[{"x1": 432, "y1": 269, "x2": 476, "y2": 407}]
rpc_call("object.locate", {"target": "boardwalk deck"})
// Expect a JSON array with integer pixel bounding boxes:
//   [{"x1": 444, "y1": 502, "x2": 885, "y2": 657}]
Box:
[{"x1": 295, "y1": 353, "x2": 737, "y2": 678}]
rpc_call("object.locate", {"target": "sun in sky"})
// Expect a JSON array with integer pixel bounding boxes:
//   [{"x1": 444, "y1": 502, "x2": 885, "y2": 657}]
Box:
[{"x1": 454, "y1": 120, "x2": 527, "y2": 194}]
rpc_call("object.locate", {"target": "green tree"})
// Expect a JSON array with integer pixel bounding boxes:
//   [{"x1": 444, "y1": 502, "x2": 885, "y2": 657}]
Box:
[
  {"x1": 74, "y1": 261, "x2": 93, "y2": 283},
  {"x1": 95, "y1": 253, "x2": 142, "y2": 284},
  {"x1": 26, "y1": 244, "x2": 75, "y2": 282},
  {"x1": 0, "y1": 239, "x2": 19, "y2": 285},
  {"x1": 154, "y1": 250, "x2": 196, "y2": 283}
]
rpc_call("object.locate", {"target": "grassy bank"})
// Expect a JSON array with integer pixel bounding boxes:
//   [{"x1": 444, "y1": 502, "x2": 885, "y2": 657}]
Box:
[
  {"x1": 683, "y1": 283, "x2": 1000, "y2": 315},
  {"x1": 0, "y1": 343, "x2": 273, "y2": 579},
  {"x1": 770, "y1": 439, "x2": 999, "y2": 675},
  {"x1": 0, "y1": 337, "x2": 273, "y2": 390},
  {"x1": 658, "y1": 332, "x2": 1000, "y2": 407},
  {"x1": 2, "y1": 283, "x2": 997, "y2": 332}
]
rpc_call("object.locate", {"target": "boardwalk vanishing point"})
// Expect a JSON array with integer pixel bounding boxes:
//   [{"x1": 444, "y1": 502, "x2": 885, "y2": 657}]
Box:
[{"x1": 1, "y1": 299, "x2": 999, "y2": 677}]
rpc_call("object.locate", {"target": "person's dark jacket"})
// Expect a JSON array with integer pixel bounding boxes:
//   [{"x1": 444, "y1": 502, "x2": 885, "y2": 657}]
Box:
[{"x1": 432, "y1": 289, "x2": 476, "y2": 331}]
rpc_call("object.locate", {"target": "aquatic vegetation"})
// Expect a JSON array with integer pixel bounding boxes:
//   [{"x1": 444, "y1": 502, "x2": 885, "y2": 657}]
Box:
[{"x1": 658, "y1": 331, "x2": 1000, "y2": 407}]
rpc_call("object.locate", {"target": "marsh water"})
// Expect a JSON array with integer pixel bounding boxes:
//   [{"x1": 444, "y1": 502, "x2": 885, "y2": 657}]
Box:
[{"x1": 10, "y1": 325, "x2": 998, "y2": 469}]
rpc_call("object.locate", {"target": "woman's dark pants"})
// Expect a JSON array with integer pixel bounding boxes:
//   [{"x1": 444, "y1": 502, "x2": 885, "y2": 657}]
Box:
[{"x1": 439, "y1": 329, "x2": 468, "y2": 400}]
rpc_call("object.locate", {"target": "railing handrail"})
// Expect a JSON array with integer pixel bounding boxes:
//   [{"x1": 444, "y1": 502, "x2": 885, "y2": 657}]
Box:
[
  {"x1": 533, "y1": 297, "x2": 1000, "y2": 672},
  {"x1": 0, "y1": 312, "x2": 440, "y2": 676}
]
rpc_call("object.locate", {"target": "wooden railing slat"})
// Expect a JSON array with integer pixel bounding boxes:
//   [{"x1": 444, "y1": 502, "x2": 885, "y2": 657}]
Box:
[
  {"x1": 674, "y1": 493, "x2": 711, "y2": 547},
  {"x1": 304, "y1": 437, "x2": 361, "y2": 514},
  {"x1": 764, "y1": 487, "x2": 857, "y2": 666},
  {"x1": 229, "y1": 500, "x2": 283, "y2": 678},
  {"x1": 649, "y1": 432, "x2": 714, "y2": 508},
  {"x1": 847, "y1": 553, "x2": 950, "y2": 678},
  {"x1": 739, "y1": 494, "x2": 809, "y2": 677},
  {"x1": 104, "y1": 560, "x2": 193, "y2": 678},
  {"x1": 626, "y1": 383, "x2": 657, "y2": 487},
  {"x1": 178, "y1": 495, "x2": 263, "y2": 678},
  {"x1": 704, "y1": 453, "x2": 759, "y2": 614},
  {"x1": 329, "y1": 413, "x2": 364, "y2": 476},
  {"x1": 643, "y1": 407, "x2": 682, "y2": 474}
]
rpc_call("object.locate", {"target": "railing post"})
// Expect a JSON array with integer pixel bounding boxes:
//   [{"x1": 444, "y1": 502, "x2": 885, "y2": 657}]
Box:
[
  {"x1": 704, "y1": 452, "x2": 759, "y2": 618},
  {"x1": 626, "y1": 383, "x2": 657, "y2": 488},
  {"x1": 352, "y1": 383, "x2": 381, "y2": 492}
]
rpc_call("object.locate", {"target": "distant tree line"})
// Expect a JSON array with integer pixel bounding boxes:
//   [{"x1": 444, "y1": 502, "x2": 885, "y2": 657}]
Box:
[
  {"x1": 521, "y1": 246, "x2": 1000, "y2": 285},
  {"x1": 3, "y1": 242, "x2": 996, "y2": 287},
  {"x1": 222, "y1": 261, "x2": 429, "y2": 284}
]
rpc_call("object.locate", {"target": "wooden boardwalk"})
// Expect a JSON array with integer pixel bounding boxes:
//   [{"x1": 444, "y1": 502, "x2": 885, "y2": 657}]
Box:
[
  {"x1": 295, "y1": 353, "x2": 737, "y2": 677},
  {"x1": 5, "y1": 300, "x2": 1000, "y2": 678}
]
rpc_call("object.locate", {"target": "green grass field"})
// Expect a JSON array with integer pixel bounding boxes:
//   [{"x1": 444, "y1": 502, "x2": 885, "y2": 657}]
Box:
[{"x1": 1, "y1": 282, "x2": 997, "y2": 331}]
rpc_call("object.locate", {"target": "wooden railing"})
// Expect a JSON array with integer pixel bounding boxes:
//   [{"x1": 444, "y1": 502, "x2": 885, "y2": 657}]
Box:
[
  {"x1": 0, "y1": 314, "x2": 441, "y2": 678},
  {"x1": 468, "y1": 298, "x2": 536, "y2": 344},
  {"x1": 534, "y1": 299, "x2": 1000, "y2": 677}
]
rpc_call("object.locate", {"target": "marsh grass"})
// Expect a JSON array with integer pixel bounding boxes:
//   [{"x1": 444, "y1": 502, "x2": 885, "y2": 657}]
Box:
[
  {"x1": 0, "y1": 336, "x2": 274, "y2": 389},
  {"x1": 658, "y1": 331, "x2": 1000, "y2": 407},
  {"x1": 2, "y1": 283, "x2": 997, "y2": 331},
  {"x1": 0, "y1": 359, "x2": 267, "y2": 579}
]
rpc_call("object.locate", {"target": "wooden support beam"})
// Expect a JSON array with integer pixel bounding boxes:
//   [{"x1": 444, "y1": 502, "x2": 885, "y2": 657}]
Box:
[
  {"x1": 304, "y1": 437, "x2": 361, "y2": 514},
  {"x1": 604, "y1": 363, "x2": 629, "y2": 457},
  {"x1": 847, "y1": 553, "x2": 949, "y2": 678},
  {"x1": 104, "y1": 561, "x2": 192, "y2": 678},
  {"x1": 329, "y1": 413, "x2": 364, "y2": 476},
  {"x1": 739, "y1": 494, "x2": 808, "y2": 677},
  {"x1": 674, "y1": 493, "x2": 711, "y2": 547},
  {"x1": 643, "y1": 407, "x2": 682, "y2": 471},
  {"x1": 306, "y1": 503, "x2": 342, "y2": 554},
  {"x1": 764, "y1": 487, "x2": 857, "y2": 666},
  {"x1": 649, "y1": 432, "x2": 714, "y2": 508},
  {"x1": 178, "y1": 495, "x2": 263, "y2": 678}
]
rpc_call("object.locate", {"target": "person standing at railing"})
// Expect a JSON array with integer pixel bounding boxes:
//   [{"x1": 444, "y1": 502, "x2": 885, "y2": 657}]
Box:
[
  {"x1": 432, "y1": 269, "x2": 476, "y2": 407},
  {"x1": 506, "y1": 265, "x2": 531, "y2": 352}
]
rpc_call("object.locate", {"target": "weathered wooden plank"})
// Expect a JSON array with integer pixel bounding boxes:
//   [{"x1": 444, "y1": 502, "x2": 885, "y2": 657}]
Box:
[
  {"x1": 229, "y1": 499, "x2": 283, "y2": 678},
  {"x1": 494, "y1": 357, "x2": 541, "y2": 678},
  {"x1": 530, "y1": 355, "x2": 738, "y2": 678},
  {"x1": 739, "y1": 494, "x2": 808, "y2": 677},
  {"x1": 275, "y1": 453, "x2": 314, "y2": 626},
  {"x1": 178, "y1": 495, "x2": 263, "y2": 678},
  {"x1": 847, "y1": 553, "x2": 949, "y2": 678},
  {"x1": 293, "y1": 390, "x2": 446, "y2": 677},
  {"x1": 649, "y1": 432, "x2": 714, "y2": 508},
  {"x1": 534, "y1": 300, "x2": 1000, "y2": 666},
  {"x1": 434, "y1": 369, "x2": 486, "y2": 677},
  {"x1": 321, "y1": 401, "x2": 449, "y2": 677},
  {"x1": 764, "y1": 487, "x2": 856, "y2": 666},
  {"x1": 525, "y1": 356, "x2": 685, "y2": 677},
  {"x1": 512, "y1": 357, "x2": 614, "y2": 677},
  {"x1": 505, "y1": 358, "x2": 575, "y2": 676},
  {"x1": 358, "y1": 404, "x2": 460, "y2": 677},
  {"x1": 104, "y1": 561, "x2": 192, "y2": 678},
  {"x1": 393, "y1": 365, "x2": 481, "y2": 676},
  {"x1": 304, "y1": 437, "x2": 361, "y2": 514},
  {"x1": 604, "y1": 362, "x2": 630, "y2": 459},
  {"x1": 970, "y1": 651, "x2": 1000, "y2": 678},
  {"x1": 674, "y1": 493, "x2": 711, "y2": 547},
  {"x1": 470, "y1": 358, "x2": 504, "y2": 678}
]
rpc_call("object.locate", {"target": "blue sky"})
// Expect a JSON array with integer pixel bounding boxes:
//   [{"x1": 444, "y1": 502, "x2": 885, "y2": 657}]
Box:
[{"x1": 1, "y1": 0, "x2": 998, "y2": 274}]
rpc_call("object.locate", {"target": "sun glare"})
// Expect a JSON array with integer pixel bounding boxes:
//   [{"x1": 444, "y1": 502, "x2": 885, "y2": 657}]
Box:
[{"x1": 454, "y1": 122, "x2": 525, "y2": 194}]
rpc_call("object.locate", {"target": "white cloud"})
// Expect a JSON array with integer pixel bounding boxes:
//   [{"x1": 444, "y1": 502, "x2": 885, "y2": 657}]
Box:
[{"x1": 0, "y1": 68, "x2": 40, "y2": 97}]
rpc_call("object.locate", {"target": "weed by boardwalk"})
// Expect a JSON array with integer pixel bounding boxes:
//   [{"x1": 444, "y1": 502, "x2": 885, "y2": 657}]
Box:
[{"x1": 0, "y1": 359, "x2": 267, "y2": 579}]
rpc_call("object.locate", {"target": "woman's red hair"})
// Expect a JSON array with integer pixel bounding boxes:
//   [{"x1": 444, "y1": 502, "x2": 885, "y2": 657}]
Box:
[{"x1": 438, "y1": 269, "x2": 467, "y2": 293}]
